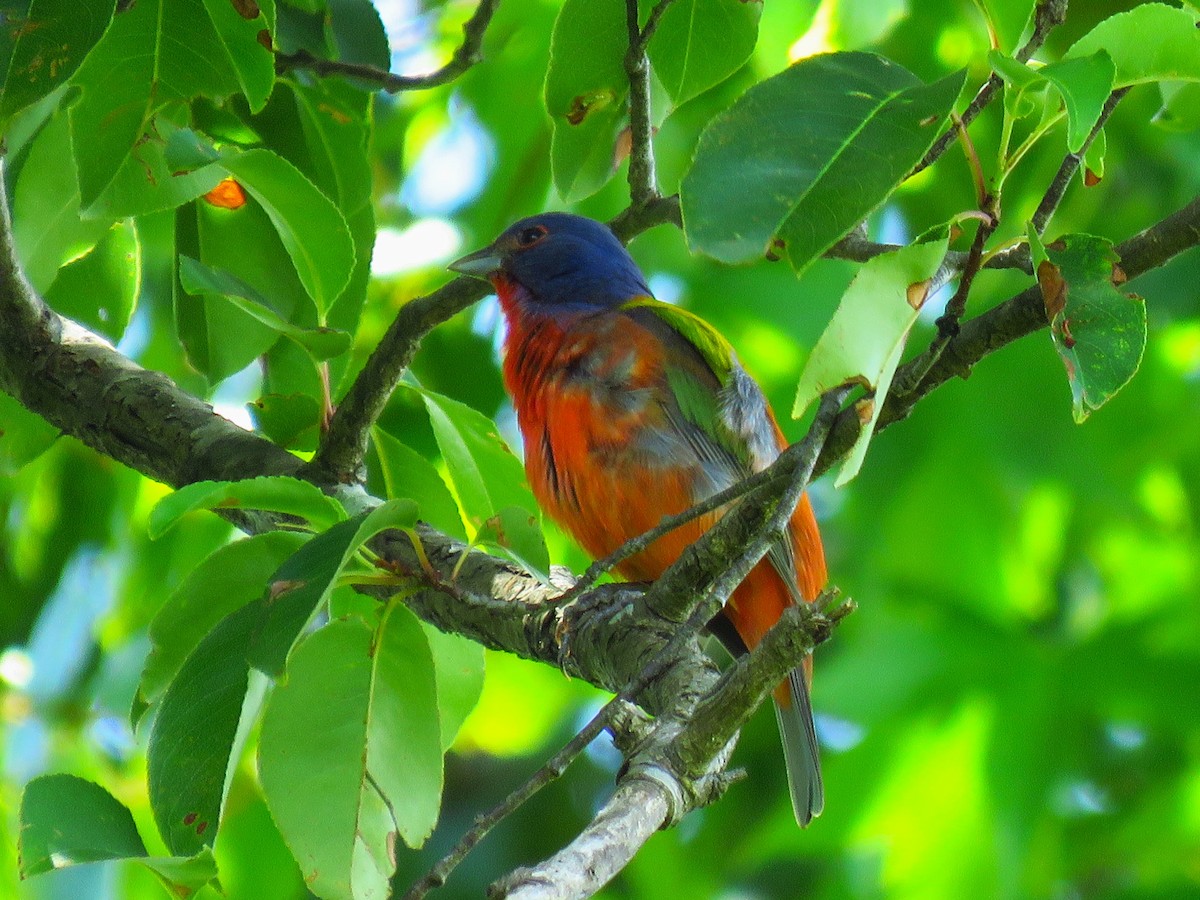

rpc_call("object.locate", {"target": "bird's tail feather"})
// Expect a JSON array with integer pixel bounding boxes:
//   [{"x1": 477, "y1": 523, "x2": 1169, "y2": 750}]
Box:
[{"x1": 774, "y1": 666, "x2": 823, "y2": 827}]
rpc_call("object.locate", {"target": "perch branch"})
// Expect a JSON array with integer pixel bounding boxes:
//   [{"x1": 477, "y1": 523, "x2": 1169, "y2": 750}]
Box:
[{"x1": 275, "y1": 0, "x2": 501, "y2": 93}]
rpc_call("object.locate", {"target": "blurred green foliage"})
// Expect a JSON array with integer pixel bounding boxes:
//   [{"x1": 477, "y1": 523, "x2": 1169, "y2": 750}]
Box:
[{"x1": 1, "y1": 0, "x2": 1199, "y2": 898}]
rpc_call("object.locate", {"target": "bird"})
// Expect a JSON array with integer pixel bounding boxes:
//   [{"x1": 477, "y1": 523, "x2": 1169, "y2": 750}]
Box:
[{"x1": 449, "y1": 212, "x2": 827, "y2": 825}]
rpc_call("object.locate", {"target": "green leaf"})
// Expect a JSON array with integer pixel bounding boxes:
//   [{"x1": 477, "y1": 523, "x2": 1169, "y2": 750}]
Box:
[
  {"x1": 474, "y1": 505, "x2": 551, "y2": 580},
  {"x1": 1068, "y1": 3, "x2": 1200, "y2": 89},
  {"x1": 13, "y1": 110, "x2": 113, "y2": 292},
  {"x1": 45, "y1": 220, "x2": 141, "y2": 342},
  {"x1": 0, "y1": 0, "x2": 114, "y2": 122},
  {"x1": 1155, "y1": 81, "x2": 1200, "y2": 132},
  {"x1": 68, "y1": 0, "x2": 241, "y2": 206},
  {"x1": 422, "y1": 623, "x2": 485, "y2": 750},
  {"x1": 373, "y1": 426, "x2": 467, "y2": 541},
  {"x1": 218, "y1": 148, "x2": 356, "y2": 317},
  {"x1": 137, "y1": 531, "x2": 307, "y2": 720},
  {"x1": 1037, "y1": 234, "x2": 1147, "y2": 423},
  {"x1": 202, "y1": 0, "x2": 276, "y2": 112},
  {"x1": 259, "y1": 611, "x2": 442, "y2": 898},
  {"x1": 0, "y1": 390, "x2": 60, "y2": 475},
  {"x1": 793, "y1": 237, "x2": 948, "y2": 486},
  {"x1": 682, "y1": 52, "x2": 965, "y2": 271},
  {"x1": 148, "y1": 476, "x2": 345, "y2": 539},
  {"x1": 138, "y1": 849, "x2": 220, "y2": 896},
  {"x1": 545, "y1": 0, "x2": 628, "y2": 201},
  {"x1": 247, "y1": 500, "x2": 420, "y2": 676},
  {"x1": 90, "y1": 116, "x2": 227, "y2": 219},
  {"x1": 179, "y1": 255, "x2": 352, "y2": 359},
  {"x1": 991, "y1": 50, "x2": 1115, "y2": 151},
  {"x1": 328, "y1": 0, "x2": 389, "y2": 70},
  {"x1": 249, "y1": 392, "x2": 323, "y2": 450},
  {"x1": 414, "y1": 387, "x2": 548, "y2": 571},
  {"x1": 147, "y1": 602, "x2": 258, "y2": 856},
  {"x1": 970, "y1": 0, "x2": 1035, "y2": 53},
  {"x1": 646, "y1": 0, "x2": 760, "y2": 105},
  {"x1": 19, "y1": 774, "x2": 147, "y2": 875}
]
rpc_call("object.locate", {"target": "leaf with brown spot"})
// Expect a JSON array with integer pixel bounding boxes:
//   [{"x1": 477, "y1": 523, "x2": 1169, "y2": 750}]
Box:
[
  {"x1": 906, "y1": 278, "x2": 932, "y2": 310},
  {"x1": 1038, "y1": 259, "x2": 1067, "y2": 320},
  {"x1": 230, "y1": 0, "x2": 260, "y2": 19}
]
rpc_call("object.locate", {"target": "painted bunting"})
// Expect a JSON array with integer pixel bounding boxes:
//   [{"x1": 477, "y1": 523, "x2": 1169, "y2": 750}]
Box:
[{"x1": 450, "y1": 213, "x2": 827, "y2": 825}]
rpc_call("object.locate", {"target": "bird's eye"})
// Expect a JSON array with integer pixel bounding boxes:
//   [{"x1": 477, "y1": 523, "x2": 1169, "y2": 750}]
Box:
[{"x1": 516, "y1": 224, "x2": 548, "y2": 247}]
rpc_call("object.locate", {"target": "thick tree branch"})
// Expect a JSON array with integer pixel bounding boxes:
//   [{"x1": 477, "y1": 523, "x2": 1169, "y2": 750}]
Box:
[{"x1": 275, "y1": 0, "x2": 501, "y2": 93}]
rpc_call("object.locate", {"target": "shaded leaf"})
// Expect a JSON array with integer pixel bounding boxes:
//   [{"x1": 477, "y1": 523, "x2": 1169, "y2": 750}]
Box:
[
  {"x1": 970, "y1": 0, "x2": 1036, "y2": 53},
  {"x1": 1038, "y1": 234, "x2": 1147, "y2": 423},
  {"x1": 68, "y1": 0, "x2": 241, "y2": 206},
  {"x1": 136, "y1": 531, "x2": 307, "y2": 721},
  {"x1": 147, "y1": 602, "x2": 259, "y2": 856},
  {"x1": 0, "y1": 0, "x2": 114, "y2": 122},
  {"x1": 148, "y1": 476, "x2": 345, "y2": 539},
  {"x1": 218, "y1": 148, "x2": 356, "y2": 317},
  {"x1": 19, "y1": 774, "x2": 147, "y2": 875},
  {"x1": 545, "y1": 0, "x2": 628, "y2": 201},
  {"x1": 0, "y1": 391, "x2": 60, "y2": 475},
  {"x1": 179, "y1": 255, "x2": 351, "y2": 359},
  {"x1": 247, "y1": 500, "x2": 420, "y2": 677},
  {"x1": 328, "y1": 0, "x2": 389, "y2": 70},
  {"x1": 793, "y1": 237, "x2": 948, "y2": 485},
  {"x1": 682, "y1": 52, "x2": 964, "y2": 271},
  {"x1": 474, "y1": 505, "x2": 550, "y2": 580},
  {"x1": 250, "y1": 392, "x2": 323, "y2": 450},
  {"x1": 646, "y1": 0, "x2": 760, "y2": 105}
]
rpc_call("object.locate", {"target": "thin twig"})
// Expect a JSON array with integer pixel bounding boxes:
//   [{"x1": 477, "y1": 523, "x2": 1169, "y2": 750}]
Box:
[
  {"x1": 912, "y1": 0, "x2": 1068, "y2": 176},
  {"x1": 276, "y1": 0, "x2": 501, "y2": 93},
  {"x1": 1031, "y1": 87, "x2": 1130, "y2": 235},
  {"x1": 624, "y1": 0, "x2": 675, "y2": 207}
]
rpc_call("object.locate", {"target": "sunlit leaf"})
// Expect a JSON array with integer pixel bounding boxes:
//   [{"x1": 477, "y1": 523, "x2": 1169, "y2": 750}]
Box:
[
  {"x1": 682, "y1": 52, "x2": 964, "y2": 271},
  {"x1": 970, "y1": 0, "x2": 1036, "y2": 53},
  {"x1": 422, "y1": 622, "x2": 485, "y2": 750},
  {"x1": 249, "y1": 392, "x2": 323, "y2": 450},
  {"x1": 373, "y1": 426, "x2": 467, "y2": 541},
  {"x1": 13, "y1": 111, "x2": 113, "y2": 292},
  {"x1": 1068, "y1": 3, "x2": 1200, "y2": 89},
  {"x1": 202, "y1": 0, "x2": 276, "y2": 112},
  {"x1": 45, "y1": 220, "x2": 141, "y2": 342},
  {"x1": 793, "y1": 236, "x2": 948, "y2": 485},
  {"x1": 148, "y1": 476, "x2": 345, "y2": 539},
  {"x1": 259, "y1": 610, "x2": 441, "y2": 898},
  {"x1": 990, "y1": 50, "x2": 1115, "y2": 151}
]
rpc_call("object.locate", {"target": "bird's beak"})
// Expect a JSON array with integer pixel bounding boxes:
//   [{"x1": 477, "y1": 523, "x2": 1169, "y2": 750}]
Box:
[{"x1": 448, "y1": 244, "x2": 503, "y2": 280}]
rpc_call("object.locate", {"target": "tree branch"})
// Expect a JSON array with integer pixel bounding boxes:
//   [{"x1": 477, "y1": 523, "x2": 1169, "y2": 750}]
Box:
[
  {"x1": 815, "y1": 192, "x2": 1200, "y2": 477},
  {"x1": 623, "y1": 0, "x2": 673, "y2": 208},
  {"x1": 275, "y1": 0, "x2": 501, "y2": 93}
]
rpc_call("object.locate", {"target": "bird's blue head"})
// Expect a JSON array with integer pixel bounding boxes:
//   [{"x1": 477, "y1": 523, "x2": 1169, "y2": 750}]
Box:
[{"x1": 450, "y1": 213, "x2": 651, "y2": 311}]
